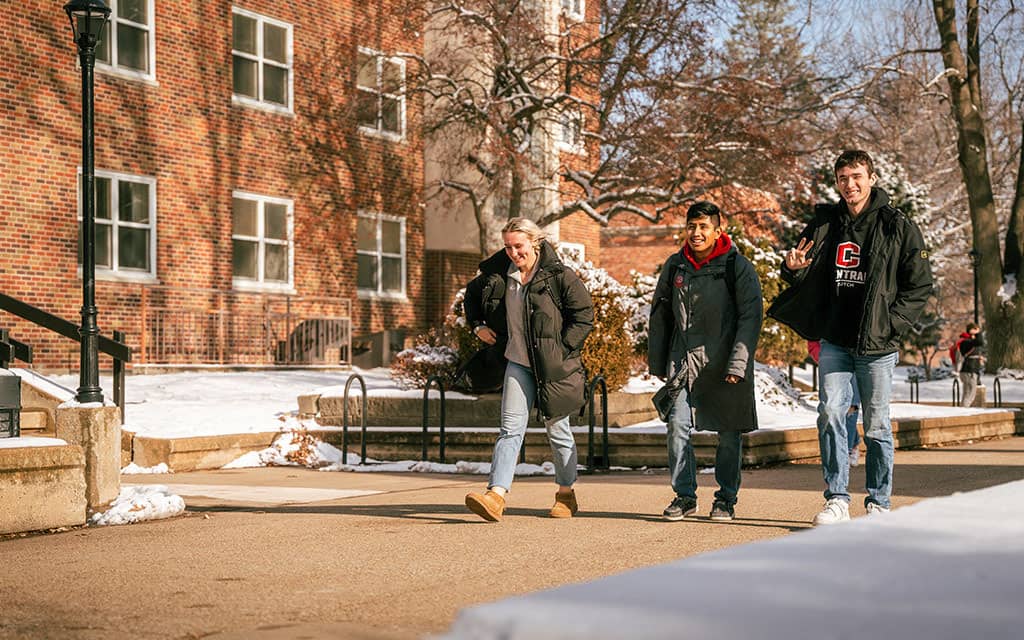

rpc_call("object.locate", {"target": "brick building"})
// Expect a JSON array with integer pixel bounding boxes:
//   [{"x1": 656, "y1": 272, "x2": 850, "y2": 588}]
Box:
[
  {"x1": 2, "y1": 1, "x2": 427, "y2": 370},
  {"x1": 601, "y1": 186, "x2": 787, "y2": 283}
]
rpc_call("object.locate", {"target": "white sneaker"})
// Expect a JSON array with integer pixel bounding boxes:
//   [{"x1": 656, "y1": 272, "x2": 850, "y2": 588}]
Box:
[
  {"x1": 812, "y1": 498, "x2": 850, "y2": 526},
  {"x1": 849, "y1": 447, "x2": 860, "y2": 467},
  {"x1": 865, "y1": 502, "x2": 890, "y2": 515}
]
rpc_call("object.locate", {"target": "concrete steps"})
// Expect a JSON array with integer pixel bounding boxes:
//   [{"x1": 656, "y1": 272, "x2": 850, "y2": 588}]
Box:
[{"x1": 124, "y1": 409, "x2": 1024, "y2": 472}]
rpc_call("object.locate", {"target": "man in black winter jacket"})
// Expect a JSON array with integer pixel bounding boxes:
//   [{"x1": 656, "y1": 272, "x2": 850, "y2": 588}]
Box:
[{"x1": 768, "y1": 150, "x2": 933, "y2": 525}]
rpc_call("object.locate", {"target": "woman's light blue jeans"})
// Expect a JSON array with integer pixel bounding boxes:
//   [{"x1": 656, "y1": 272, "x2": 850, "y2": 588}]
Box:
[
  {"x1": 817, "y1": 340, "x2": 897, "y2": 508},
  {"x1": 488, "y1": 361, "x2": 577, "y2": 491},
  {"x1": 667, "y1": 386, "x2": 743, "y2": 507}
]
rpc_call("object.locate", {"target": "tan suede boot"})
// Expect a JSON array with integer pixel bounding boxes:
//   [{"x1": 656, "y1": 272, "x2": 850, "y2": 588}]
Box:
[
  {"x1": 549, "y1": 490, "x2": 578, "y2": 518},
  {"x1": 465, "y1": 490, "x2": 506, "y2": 522}
]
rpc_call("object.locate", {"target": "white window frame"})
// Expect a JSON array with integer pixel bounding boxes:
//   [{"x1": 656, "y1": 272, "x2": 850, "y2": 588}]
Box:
[
  {"x1": 77, "y1": 168, "x2": 158, "y2": 282},
  {"x1": 357, "y1": 47, "x2": 407, "y2": 141},
  {"x1": 556, "y1": 108, "x2": 586, "y2": 155},
  {"x1": 94, "y1": 0, "x2": 157, "y2": 83},
  {"x1": 560, "y1": 0, "x2": 585, "y2": 22},
  {"x1": 356, "y1": 212, "x2": 407, "y2": 299},
  {"x1": 231, "y1": 191, "x2": 295, "y2": 292},
  {"x1": 231, "y1": 7, "x2": 294, "y2": 115}
]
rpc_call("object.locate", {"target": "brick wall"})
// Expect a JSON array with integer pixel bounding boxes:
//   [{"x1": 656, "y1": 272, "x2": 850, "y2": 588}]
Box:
[{"x1": 1, "y1": 2, "x2": 425, "y2": 371}]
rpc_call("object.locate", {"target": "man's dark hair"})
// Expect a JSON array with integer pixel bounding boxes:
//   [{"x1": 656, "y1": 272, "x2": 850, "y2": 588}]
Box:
[
  {"x1": 834, "y1": 150, "x2": 875, "y2": 177},
  {"x1": 966, "y1": 322, "x2": 980, "y2": 332},
  {"x1": 686, "y1": 201, "x2": 722, "y2": 228}
]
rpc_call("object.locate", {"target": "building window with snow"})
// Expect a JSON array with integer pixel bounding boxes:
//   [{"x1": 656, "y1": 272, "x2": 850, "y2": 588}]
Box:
[
  {"x1": 231, "y1": 192, "x2": 294, "y2": 291},
  {"x1": 78, "y1": 170, "x2": 157, "y2": 281},
  {"x1": 560, "y1": 0, "x2": 585, "y2": 21},
  {"x1": 557, "y1": 108, "x2": 585, "y2": 154},
  {"x1": 357, "y1": 212, "x2": 406, "y2": 298},
  {"x1": 232, "y1": 8, "x2": 293, "y2": 113},
  {"x1": 356, "y1": 47, "x2": 406, "y2": 140},
  {"x1": 95, "y1": 0, "x2": 156, "y2": 82}
]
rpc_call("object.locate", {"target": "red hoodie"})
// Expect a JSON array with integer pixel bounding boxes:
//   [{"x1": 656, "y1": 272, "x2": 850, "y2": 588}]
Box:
[{"x1": 683, "y1": 233, "x2": 733, "y2": 270}]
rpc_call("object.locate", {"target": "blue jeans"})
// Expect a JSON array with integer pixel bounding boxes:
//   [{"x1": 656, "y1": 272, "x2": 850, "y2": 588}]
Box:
[
  {"x1": 488, "y1": 362, "x2": 577, "y2": 491},
  {"x1": 847, "y1": 381, "x2": 861, "y2": 451},
  {"x1": 817, "y1": 341, "x2": 897, "y2": 508},
  {"x1": 666, "y1": 386, "x2": 743, "y2": 506}
]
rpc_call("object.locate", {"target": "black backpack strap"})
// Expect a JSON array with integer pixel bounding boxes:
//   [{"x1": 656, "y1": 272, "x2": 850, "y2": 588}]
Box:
[{"x1": 726, "y1": 252, "x2": 737, "y2": 307}]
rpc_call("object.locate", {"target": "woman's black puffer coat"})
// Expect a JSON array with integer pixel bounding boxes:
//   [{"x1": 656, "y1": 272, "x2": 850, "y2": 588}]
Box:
[{"x1": 463, "y1": 241, "x2": 594, "y2": 418}]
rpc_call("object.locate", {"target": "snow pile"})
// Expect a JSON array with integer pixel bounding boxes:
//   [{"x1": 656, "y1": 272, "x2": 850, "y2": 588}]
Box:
[
  {"x1": 321, "y1": 458, "x2": 556, "y2": 476},
  {"x1": 754, "y1": 363, "x2": 815, "y2": 412},
  {"x1": 995, "y1": 368, "x2": 1024, "y2": 380},
  {"x1": 223, "y1": 430, "x2": 348, "y2": 469},
  {"x1": 121, "y1": 462, "x2": 170, "y2": 474},
  {"x1": 90, "y1": 485, "x2": 185, "y2": 526}
]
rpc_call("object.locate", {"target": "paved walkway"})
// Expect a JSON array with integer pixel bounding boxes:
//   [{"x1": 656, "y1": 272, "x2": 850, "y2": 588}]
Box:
[{"x1": 2, "y1": 437, "x2": 1022, "y2": 639}]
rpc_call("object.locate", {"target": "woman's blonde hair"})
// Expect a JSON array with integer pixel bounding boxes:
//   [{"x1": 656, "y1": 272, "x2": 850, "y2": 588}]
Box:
[{"x1": 501, "y1": 217, "x2": 547, "y2": 248}]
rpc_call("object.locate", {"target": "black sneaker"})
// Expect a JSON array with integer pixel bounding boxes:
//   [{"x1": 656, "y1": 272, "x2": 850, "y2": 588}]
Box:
[
  {"x1": 710, "y1": 501, "x2": 734, "y2": 522},
  {"x1": 662, "y1": 496, "x2": 698, "y2": 521}
]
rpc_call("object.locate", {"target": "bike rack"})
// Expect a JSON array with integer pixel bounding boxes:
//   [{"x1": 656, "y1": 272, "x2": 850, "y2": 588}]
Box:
[
  {"x1": 422, "y1": 376, "x2": 447, "y2": 463},
  {"x1": 586, "y1": 375, "x2": 610, "y2": 471},
  {"x1": 909, "y1": 378, "x2": 920, "y2": 404},
  {"x1": 951, "y1": 377, "x2": 961, "y2": 406},
  {"x1": 342, "y1": 374, "x2": 367, "y2": 464},
  {"x1": 993, "y1": 376, "x2": 1003, "y2": 408}
]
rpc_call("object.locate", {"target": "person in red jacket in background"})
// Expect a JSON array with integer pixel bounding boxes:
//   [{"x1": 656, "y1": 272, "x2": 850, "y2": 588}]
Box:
[{"x1": 808, "y1": 341, "x2": 861, "y2": 466}]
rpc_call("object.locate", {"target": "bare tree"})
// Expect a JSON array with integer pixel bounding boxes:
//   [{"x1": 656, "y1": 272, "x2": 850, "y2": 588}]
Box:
[
  {"x1": 927, "y1": 0, "x2": 1024, "y2": 369},
  {"x1": 411, "y1": 0, "x2": 841, "y2": 254}
]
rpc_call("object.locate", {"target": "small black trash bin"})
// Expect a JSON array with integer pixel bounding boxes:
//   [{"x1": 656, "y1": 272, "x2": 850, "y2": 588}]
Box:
[{"x1": 0, "y1": 374, "x2": 21, "y2": 438}]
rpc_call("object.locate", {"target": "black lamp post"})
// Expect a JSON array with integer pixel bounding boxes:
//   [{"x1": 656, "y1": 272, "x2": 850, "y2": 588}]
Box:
[
  {"x1": 64, "y1": 0, "x2": 111, "y2": 404},
  {"x1": 969, "y1": 248, "x2": 981, "y2": 325}
]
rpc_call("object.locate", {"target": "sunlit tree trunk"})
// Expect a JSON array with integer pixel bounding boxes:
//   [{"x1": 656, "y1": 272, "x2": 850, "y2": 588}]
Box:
[{"x1": 931, "y1": 0, "x2": 1024, "y2": 369}]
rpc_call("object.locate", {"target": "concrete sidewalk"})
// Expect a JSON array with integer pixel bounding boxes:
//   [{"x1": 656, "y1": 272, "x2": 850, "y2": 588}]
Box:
[{"x1": 2, "y1": 437, "x2": 1022, "y2": 639}]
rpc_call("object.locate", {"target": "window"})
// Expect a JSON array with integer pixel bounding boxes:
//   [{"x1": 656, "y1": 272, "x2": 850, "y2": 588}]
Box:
[
  {"x1": 78, "y1": 170, "x2": 157, "y2": 279},
  {"x1": 557, "y1": 109, "x2": 585, "y2": 153},
  {"x1": 95, "y1": 0, "x2": 156, "y2": 80},
  {"x1": 356, "y1": 48, "x2": 406, "y2": 139},
  {"x1": 232, "y1": 8, "x2": 293, "y2": 112},
  {"x1": 232, "y1": 192, "x2": 293, "y2": 289},
  {"x1": 357, "y1": 213, "x2": 406, "y2": 296},
  {"x1": 560, "y1": 0, "x2": 585, "y2": 21}
]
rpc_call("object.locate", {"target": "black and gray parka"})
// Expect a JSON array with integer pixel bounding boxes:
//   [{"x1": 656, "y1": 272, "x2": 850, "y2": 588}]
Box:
[{"x1": 647, "y1": 240, "x2": 763, "y2": 432}]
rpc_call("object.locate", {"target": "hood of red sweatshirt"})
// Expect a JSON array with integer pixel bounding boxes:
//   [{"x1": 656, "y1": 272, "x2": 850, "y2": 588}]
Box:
[{"x1": 683, "y1": 233, "x2": 733, "y2": 270}]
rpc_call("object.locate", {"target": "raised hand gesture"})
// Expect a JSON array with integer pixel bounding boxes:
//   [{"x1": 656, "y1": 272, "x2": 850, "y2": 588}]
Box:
[{"x1": 784, "y1": 238, "x2": 815, "y2": 271}]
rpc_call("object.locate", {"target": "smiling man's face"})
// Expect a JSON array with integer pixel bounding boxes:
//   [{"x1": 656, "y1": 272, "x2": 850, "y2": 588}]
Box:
[
  {"x1": 685, "y1": 215, "x2": 722, "y2": 260},
  {"x1": 836, "y1": 162, "x2": 877, "y2": 216}
]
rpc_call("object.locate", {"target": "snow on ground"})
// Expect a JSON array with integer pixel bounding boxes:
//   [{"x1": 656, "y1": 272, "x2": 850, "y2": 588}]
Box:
[
  {"x1": 90, "y1": 485, "x2": 185, "y2": 526},
  {"x1": 0, "y1": 437, "x2": 67, "y2": 449},
  {"x1": 39, "y1": 364, "x2": 1022, "y2": 443},
  {"x1": 442, "y1": 478, "x2": 1024, "y2": 639},
  {"x1": 120, "y1": 462, "x2": 170, "y2": 474}
]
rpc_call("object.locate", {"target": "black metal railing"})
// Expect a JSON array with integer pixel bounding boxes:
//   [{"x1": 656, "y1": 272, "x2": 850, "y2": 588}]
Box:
[
  {"x1": 342, "y1": 374, "x2": 367, "y2": 465},
  {"x1": 586, "y1": 375, "x2": 610, "y2": 471},
  {"x1": 0, "y1": 329, "x2": 33, "y2": 368},
  {"x1": 0, "y1": 292, "x2": 131, "y2": 422},
  {"x1": 952, "y1": 377, "x2": 961, "y2": 406},
  {"x1": 909, "y1": 378, "x2": 920, "y2": 404},
  {"x1": 422, "y1": 376, "x2": 447, "y2": 463},
  {"x1": 992, "y1": 376, "x2": 1003, "y2": 408}
]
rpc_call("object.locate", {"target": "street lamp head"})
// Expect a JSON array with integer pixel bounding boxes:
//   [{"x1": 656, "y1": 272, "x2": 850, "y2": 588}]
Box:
[{"x1": 64, "y1": 0, "x2": 111, "y2": 50}]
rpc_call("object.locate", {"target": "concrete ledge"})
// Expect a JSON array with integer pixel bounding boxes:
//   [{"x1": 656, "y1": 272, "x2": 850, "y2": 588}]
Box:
[
  {"x1": 0, "y1": 444, "x2": 87, "y2": 534},
  {"x1": 56, "y1": 404, "x2": 122, "y2": 509},
  {"x1": 132, "y1": 431, "x2": 280, "y2": 472},
  {"x1": 303, "y1": 391, "x2": 657, "y2": 428}
]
